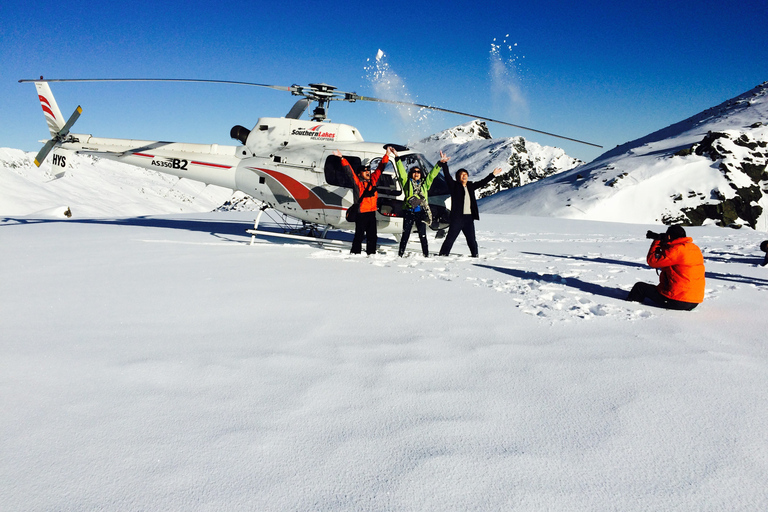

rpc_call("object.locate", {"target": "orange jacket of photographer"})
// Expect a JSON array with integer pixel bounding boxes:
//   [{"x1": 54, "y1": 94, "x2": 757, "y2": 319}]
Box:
[{"x1": 647, "y1": 237, "x2": 705, "y2": 303}]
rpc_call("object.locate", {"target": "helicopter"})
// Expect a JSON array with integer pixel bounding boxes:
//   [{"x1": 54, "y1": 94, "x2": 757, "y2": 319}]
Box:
[{"x1": 21, "y1": 78, "x2": 601, "y2": 244}]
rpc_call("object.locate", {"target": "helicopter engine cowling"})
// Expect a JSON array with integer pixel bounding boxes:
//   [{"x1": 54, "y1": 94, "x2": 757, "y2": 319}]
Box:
[{"x1": 230, "y1": 125, "x2": 251, "y2": 145}]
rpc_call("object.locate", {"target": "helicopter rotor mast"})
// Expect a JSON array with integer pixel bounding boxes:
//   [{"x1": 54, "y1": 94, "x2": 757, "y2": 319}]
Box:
[{"x1": 19, "y1": 78, "x2": 602, "y2": 148}]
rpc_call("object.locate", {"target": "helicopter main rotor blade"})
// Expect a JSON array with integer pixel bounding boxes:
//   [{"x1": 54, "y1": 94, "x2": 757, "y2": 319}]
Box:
[
  {"x1": 19, "y1": 78, "x2": 602, "y2": 148},
  {"x1": 351, "y1": 95, "x2": 602, "y2": 148},
  {"x1": 18, "y1": 78, "x2": 294, "y2": 93}
]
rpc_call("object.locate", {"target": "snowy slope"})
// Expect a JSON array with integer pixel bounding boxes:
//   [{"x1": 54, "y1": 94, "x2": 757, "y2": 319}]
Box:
[
  {"x1": 2, "y1": 211, "x2": 767, "y2": 510},
  {"x1": 481, "y1": 82, "x2": 768, "y2": 231},
  {"x1": 0, "y1": 148, "x2": 234, "y2": 217},
  {"x1": 410, "y1": 120, "x2": 583, "y2": 196}
]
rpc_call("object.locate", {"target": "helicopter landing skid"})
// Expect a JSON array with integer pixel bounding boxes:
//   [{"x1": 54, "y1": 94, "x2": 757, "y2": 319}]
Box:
[
  {"x1": 247, "y1": 228, "x2": 352, "y2": 248},
  {"x1": 246, "y1": 205, "x2": 352, "y2": 248}
]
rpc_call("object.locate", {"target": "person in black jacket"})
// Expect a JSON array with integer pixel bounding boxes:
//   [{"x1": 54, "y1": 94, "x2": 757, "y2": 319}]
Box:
[{"x1": 438, "y1": 159, "x2": 502, "y2": 257}]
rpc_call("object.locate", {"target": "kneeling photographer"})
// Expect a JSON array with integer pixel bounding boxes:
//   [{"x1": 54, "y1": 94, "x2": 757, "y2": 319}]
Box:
[{"x1": 626, "y1": 225, "x2": 705, "y2": 310}]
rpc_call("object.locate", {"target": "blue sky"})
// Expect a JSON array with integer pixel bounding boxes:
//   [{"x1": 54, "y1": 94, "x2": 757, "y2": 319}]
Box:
[{"x1": 1, "y1": 0, "x2": 766, "y2": 163}]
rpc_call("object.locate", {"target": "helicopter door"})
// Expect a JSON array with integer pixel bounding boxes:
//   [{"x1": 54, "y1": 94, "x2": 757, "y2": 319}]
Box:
[{"x1": 322, "y1": 153, "x2": 405, "y2": 226}]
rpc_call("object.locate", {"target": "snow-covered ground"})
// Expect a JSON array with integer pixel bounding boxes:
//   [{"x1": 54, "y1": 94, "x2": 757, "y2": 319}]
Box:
[{"x1": 2, "y1": 211, "x2": 767, "y2": 510}]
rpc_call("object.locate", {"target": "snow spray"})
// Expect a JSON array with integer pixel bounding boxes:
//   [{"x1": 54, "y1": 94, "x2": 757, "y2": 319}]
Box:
[
  {"x1": 363, "y1": 49, "x2": 434, "y2": 144},
  {"x1": 489, "y1": 36, "x2": 529, "y2": 121}
]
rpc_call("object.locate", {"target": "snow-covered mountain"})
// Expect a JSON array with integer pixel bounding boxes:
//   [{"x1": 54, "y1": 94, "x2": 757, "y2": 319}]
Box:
[
  {"x1": 410, "y1": 120, "x2": 583, "y2": 197},
  {"x1": 481, "y1": 82, "x2": 768, "y2": 231}
]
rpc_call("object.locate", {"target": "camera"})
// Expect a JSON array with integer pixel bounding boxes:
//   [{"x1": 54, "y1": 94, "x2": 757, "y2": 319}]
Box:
[
  {"x1": 408, "y1": 196, "x2": 425, "y2": 208},
  {"x1": 646, "y1": 230, "x2": 668, "y2": 242}
]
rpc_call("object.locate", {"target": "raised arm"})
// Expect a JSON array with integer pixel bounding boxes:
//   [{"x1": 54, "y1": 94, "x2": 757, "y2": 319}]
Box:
[
  {"x1": 440, "y1": 151, "x2": 455, "y2": 188},
  {"x1": 394, "y1": 158, "x2": 408, "y2": 187},
  {"x1": 424, "y1": 161, "x2": 443, "y2": 190},
  {"x1": 334, "y1": 149, "x2": 360, "y2": 189},
  {"x1": 474, "y1": 167, "x2": 502, "y2": 189},
  {"x1": 371, "y1": 151, "x2": 390, "y2": 181}
]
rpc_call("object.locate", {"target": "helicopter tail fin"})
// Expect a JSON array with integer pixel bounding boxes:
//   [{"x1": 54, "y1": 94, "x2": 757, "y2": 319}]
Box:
[{"x1": 34, "y1": 81, "x2": 66, "y2": 137}]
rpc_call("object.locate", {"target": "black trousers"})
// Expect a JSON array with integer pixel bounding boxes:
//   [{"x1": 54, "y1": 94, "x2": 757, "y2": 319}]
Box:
[
  {"x1": 399, "y1": 209, "x2": 429, "y2": 256},
  {"x1": 439, "y1": 214, "x2": 478, "y2": 256},
  {"x1": 626, "y1": 282, "x2": 699, "y2": 311},
  {"x1": 351, "y1": 211, "x2": 377, "y2": 255}
]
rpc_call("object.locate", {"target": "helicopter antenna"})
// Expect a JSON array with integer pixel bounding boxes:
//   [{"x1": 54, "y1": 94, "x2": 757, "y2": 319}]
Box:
[{"x1": 20, "y1": 78, "x2": 602, "y2": 147}]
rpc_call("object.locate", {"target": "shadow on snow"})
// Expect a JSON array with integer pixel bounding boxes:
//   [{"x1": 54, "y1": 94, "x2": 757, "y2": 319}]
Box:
[{"x1": 521, "y1": 251, "x2": 768, "y2": 288}]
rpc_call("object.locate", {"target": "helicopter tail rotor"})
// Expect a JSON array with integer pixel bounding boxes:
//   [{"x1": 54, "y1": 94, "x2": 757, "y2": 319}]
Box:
[
  {"x1": 33, "y1": 105, "x2": 82, "y2": 167},
  {"x1": 30, "y1": 81, "x2": 83, "y2": 166}
]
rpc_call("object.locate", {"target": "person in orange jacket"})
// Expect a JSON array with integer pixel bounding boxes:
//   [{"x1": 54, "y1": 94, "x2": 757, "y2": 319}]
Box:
[
  {"x1": 333, "y1": 149, "x2": 389, "y2": 255},
  {"x1": 626, "y1": 225, "x2": 705, "y2": 310}
]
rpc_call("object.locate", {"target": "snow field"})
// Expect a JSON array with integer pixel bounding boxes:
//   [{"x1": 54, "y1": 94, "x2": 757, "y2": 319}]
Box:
[{"x1": 1, "y1": 212, "x2": 767, "y2": 510}]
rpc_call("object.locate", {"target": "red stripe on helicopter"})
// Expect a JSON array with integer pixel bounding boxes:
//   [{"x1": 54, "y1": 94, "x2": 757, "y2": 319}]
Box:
[
  {"x1": 130, "y1": 154, "x2": 229, "y2": 169},
  {"x1": 256, "y1": 168, "x2": 344, "y2": 210},
  {"x1": 41, "y1": 105, "x2": 55, "y2": 119},
  {"x1": 38, "y1": 95, "x2": 52, "y2": 109},
  {"x1": 191, "y1": 160, "x2": 231, "y2": 169}
]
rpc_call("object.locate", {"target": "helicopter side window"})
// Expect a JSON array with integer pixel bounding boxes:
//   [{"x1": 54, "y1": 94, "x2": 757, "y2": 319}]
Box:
[
  {"x1": 324, "y1": 155, "x2": 360, "y2": 188},
  {"x1": 377, "y1": 173, "x2": 397, "y2": 194}
]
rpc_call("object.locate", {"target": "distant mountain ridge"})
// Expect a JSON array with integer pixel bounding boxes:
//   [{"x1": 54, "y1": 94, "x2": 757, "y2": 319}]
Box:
[
  {"x1": 480, "y1": 82, "x2": 768, "y2": 230},
  {"x1": 410, "y1": 120, "x2": 583, "y2": 197}
]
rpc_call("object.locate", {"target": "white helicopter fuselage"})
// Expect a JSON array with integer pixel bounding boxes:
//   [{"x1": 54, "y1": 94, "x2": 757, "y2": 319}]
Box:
[
  {"x1": 53, "y1": 117, "x2": 450, "y2": 235},
  {"x1": 32, "y1": 80, "x2": 452, "y2": 235}
]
